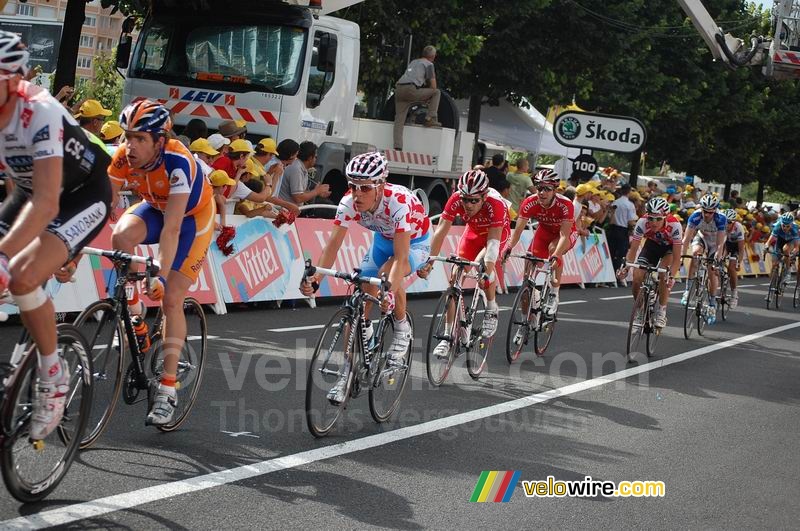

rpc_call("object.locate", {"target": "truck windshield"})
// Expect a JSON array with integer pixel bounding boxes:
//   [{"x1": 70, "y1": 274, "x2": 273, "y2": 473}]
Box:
[{"x1": 131, "y1": 20, "x2": 307, "y2": 95}]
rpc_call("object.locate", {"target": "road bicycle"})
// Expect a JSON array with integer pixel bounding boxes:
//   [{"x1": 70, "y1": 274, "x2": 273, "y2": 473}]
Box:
[
  {"x1": 765, "y1": 252, "x2": 794, "y2": 310},
  {"x1": 682, "y1": 254, "x2": 717, "y2": 339},
  {"x1": 425, "y1": 255, "x2": 492, "y2": 386},
  {"x1": 624, "y1": 262, "x2": 668, "y2": 361},
  {"x1": 304, "y1": 261, "x2": 413, "y2": 438},
  {"x1": 0, "y1": 293, "x2": 92, "y2": 502},
  {"x1": 70, "y1": 247, "x2": 207, "y2": 447},
  {"x1": 506, "y1": 254, "x2": 557, "y2": 363}
]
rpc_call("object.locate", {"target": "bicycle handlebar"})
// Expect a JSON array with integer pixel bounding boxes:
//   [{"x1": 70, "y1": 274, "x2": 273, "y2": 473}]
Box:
[
  {"x1": 429, "y1": 255, "x2": 482, "y2": 269},
  {"x1": 303, "y1": 260, "x2": 390, "y2": 291},
  {"x1": 625, "y1": 262, "x2": 669, "y2": 274},
  {"x1": 82, "y1": 247, "x2": 161, "y2": 276}
]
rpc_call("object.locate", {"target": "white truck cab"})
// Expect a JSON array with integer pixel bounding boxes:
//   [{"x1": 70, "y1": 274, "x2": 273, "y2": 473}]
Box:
[{"x1": 118, "y1": 0, "x2": 472, "y2": 213}]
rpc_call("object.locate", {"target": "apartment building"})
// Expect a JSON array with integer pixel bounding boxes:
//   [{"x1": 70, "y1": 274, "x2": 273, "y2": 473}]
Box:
[{"x1": 0, "y1": 0, "x2": 126, "y2": 83}]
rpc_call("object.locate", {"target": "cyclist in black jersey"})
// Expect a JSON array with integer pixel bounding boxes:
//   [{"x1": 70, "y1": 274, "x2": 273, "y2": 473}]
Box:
[{"x1": 0, "y1": 32, "x2": 112, "y2": 440}]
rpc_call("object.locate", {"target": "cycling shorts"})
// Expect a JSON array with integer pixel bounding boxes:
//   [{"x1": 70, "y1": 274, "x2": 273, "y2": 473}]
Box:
[
  {"x1": 457, "y1": 227, "x2": 509, "y2": 263},
  {"x1": 636, "y1": 239, "x2": 672, "y2": 268},
  {"x1": 360, "y1": 230, "x2": 431, "y2": 278},
  {"x1": 125, "y1": 199, "x2": 215, "y2": 282},
  {"x1": 725, "y1": 241, "x2": 741, "y2": 258},
  {"x1": 0, "y1": 168, "x2": 111, "y2": 261},
  {"x1": 529, "y1": 226, "x2": 577, "y2": 259},
  {"x1": 691, "y1": 234, "x2": 719, "y2": 258}
]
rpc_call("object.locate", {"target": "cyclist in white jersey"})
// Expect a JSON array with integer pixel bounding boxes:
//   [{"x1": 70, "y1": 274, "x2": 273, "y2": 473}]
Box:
[
  {"x1": 0, "y1": 32, "x2": 112, "y2": 439},
  {"x1": 300, "y1": 151, "x2": 431, "y2": 404},
  {"x1": 720, "y1": 209, "x2": 745, "y2": 309},
  {"x1": 680, "y1": 194, "x2": 727, "y2": 324}
]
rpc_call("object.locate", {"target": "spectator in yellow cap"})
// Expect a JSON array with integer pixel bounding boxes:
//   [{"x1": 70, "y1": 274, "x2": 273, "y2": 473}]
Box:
[
  {"x1": 253, "y1": 137, "x2": 281, "y2": 186},
  {"x1": 74, "y1": 99, "x2": 112, "y2": 136},
  {"x1": 189, "y1": 138, "x2": 220, "y2": 177},
  {"x1": 100, "y1": 120, "x2": 124, "y2": 144},
  {"x1": 212, "y1": 138, "x2": 253, "y2": 180},
  {"x1": 209, "y1": 169, "x2": 235, "y2": 228}
]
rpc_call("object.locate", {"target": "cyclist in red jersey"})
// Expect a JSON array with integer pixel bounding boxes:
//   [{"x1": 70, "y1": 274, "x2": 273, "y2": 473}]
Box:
[
  {"x1": 504, "y1": 168, "x2": 576, "y2": 316},
  {"x1": 419, "y1": 169, "x2": 510, "y2": 356}
]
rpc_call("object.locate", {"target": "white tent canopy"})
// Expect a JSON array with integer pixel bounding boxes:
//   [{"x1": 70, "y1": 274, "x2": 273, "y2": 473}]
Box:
[{"x1": 455, "y1": 97, "x2": 574, "y2": 157}]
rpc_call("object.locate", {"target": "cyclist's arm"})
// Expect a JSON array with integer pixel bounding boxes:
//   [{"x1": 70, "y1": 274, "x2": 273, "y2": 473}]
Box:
[
  {"x1": 737, "y1": 239, "x2": 745, "y2": 258},
  {"x1": 551, "y1": 219, "x2": 573, "y2": 258},
  {"x1": 0, "y1": 157, "x2": 62, "y2": 258},
  {"x1": 316, "y1": 224, "x2": 348, "y2": 272},
  {"x1": 682, "y1": 225, "x2": 696, "y2": 253},
  {"x1": 669, "y1": 242, "x2": 682, "y2": 278},
  {"x1": 623, "y1": 241, "x2": 639, "y2": 267},
  {"x1": 389, "y1": 231, "x2": 411, "y2": 290},
  {"x1": 483, "y1": 225, "x2": 502, "y2": 278},
  {"x1": 764, "y1": 234, "x2": 776, "y2": 250},
  {"x1": 428, "y1": 217, "x2": 453, "y2": 258},
  {"x1": 507, "y1": 216, "x2": 528, "y2": 252},
  {"x1": 157, "y1": 192, "x2": 190, "y2": 275},
  {"x1": 715, "y1": 229, "x2": 726, "y2": 250}
]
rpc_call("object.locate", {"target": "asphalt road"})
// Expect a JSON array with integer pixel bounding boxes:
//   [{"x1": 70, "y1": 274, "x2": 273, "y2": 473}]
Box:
[{"x1": 1, "y1": 278, "x2": 799, "y2": 529}]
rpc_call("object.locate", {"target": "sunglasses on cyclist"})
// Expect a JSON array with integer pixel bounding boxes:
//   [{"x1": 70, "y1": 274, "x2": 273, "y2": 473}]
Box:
[
  {"x1": 460, "y1": 195, "x2": 483, "y2": 205},
  {"x1": 347, "y1": 180, "x2": 382, "y2": 193},
  {"x1": 536, "y1": 185, "x2": 555, "y2": 192},
  {"x1": 647, "y1": 216, "x2": 665, "y2": 222}
]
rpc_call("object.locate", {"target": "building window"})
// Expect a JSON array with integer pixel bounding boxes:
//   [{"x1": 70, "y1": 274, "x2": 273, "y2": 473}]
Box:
[
  {"x1": 84, "y1": 16, "x2": 97, "y2": 27},
  {"x1": 77, "y1": 55, "x2": 92, "y2": 69},
  {"x1": 80, "y1": 35, "x2": 94, "y2": 48},
  {"x1": 17, "y1": 4, "x2": 35, "y2": 16}
]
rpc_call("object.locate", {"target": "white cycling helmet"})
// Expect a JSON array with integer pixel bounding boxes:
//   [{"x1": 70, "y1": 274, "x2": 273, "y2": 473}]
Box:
[
  {"x1": 346, "y1": 151, "x2": 388, "y2": 181},
  {"x1": 724, "y1": 209, "x2": 738, "y2": 222},
  {"x1": 457, "y1": 169, "x2": 489, "y2": 196},
  {"x1": 646, "y1": 197, "x2": 670, "y2": 216},
  {"x1": 533, "y1": 168, "x2": 559, "y2": 186},
  {"x1": 699, "y1": 194, "x2": 719, "y2": 211},
  {"x1": 0, "y1": 31, "x2": 29, "y2": 76}
]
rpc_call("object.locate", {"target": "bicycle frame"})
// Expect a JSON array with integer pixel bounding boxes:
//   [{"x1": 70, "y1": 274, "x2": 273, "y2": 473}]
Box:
[{"x1": 430, "y1": 255, "x2": 485, "y2": 349}]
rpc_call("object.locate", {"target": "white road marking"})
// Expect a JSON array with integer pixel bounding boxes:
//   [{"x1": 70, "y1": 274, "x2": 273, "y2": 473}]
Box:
[
  {"x1": 738, "y1": 284, "x2": 756, "y2": 288},
  {"x1": 8, "y1": 320, "x2": 797, "y2": 529},
  {"x1": 558, "y1": 300, "x2": 587, "y2": 305},
  {"x1": 600, "y1": 295, "x2": 633, "y2": 301},
  {"x1": 268, "y1": 324, "x2": 326, "y2": 332}
]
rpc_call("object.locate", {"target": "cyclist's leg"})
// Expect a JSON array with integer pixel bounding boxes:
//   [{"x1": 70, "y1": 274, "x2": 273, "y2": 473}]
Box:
[
  {"x1": 149, "y1": 202, "x2": 214, "y2": 423},
  {"x1": 5, "y1": 189, "x2": 109, "y2": 438},
  {"x1": 634, "y1": 240, "x2": 661, "y2": 301}
]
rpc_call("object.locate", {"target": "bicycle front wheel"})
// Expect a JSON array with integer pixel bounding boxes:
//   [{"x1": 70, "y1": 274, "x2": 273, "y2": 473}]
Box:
[
  {"x1": 766, "y1": 269, "x2": 778, "y2": 310},
  {"x1": 775, "y1": 268, "x2": 785, "y2": 310},
  {"x1": 425, "y1": 290, "x2": 459, "y2": 387},
  {"x1": 626, "y1": 289, "x2": 647, "y2": 361},
  {"x1": 148, "y1": 298, "x2": 207, "y2": 432},
  {"x1": 718, "y1": 280, "x2": 728, "y2": 322},
  {"x1": 794, "y1": 276, "x2": 800, "y2": 308},
  {"x1": 505, "y1": 283, "x2": 533, "y2": 364},
  {"x1": 683, "y1": 280, "x2": 699, "y2": 339},
  {"x1": 66, "y1": 299, "x2": 124, "y2": 449},
  {"x1": 1, "y1": 324, "x2": 92, "y2": 503},
  {"x1": 306, "y1": 308, "x2": 354, "y2": 437},
  {"x1": 369, "y1": 313, "x2": 413, "y2": 423},
  {"x1": 466, "y1": 290, "x2": 490, "y2": 380}
]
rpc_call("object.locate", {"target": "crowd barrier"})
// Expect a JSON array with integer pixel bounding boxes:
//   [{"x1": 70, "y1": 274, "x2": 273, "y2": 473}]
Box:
[{"x1": 1, "y1": 211, "x2": 781, "y2": 317}]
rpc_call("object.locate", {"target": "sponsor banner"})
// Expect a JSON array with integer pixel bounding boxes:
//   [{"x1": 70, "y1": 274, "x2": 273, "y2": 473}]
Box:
[
  {"x1": 574, "y1": 229, "x2": 616, "y2": 284},
  {"x1": 212, "y1": 216, "x2": 304, "y2": 303},
  {"x1": 86, "y1": 213, "x2": 219, "y2": 306}
]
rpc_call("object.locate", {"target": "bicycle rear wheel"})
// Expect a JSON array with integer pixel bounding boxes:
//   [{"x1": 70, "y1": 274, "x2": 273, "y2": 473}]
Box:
[
  {"x1": 626, "y1": 289, "x2": 647, "y2": 361},
  {"x1": 506, "y1": 283, "x2": 534, "y2": 364},
  {"x1": 683, "y1": 280, "x2": 699, "y2": 339},
  {"x1": 369, "y1": 313, "x2": 413, "y2": 423},
  {"x1": 306, "y1": 308, "x2": 354, "y2": 437},
  {"x1": 1, "y1": 324, "x2": 92, "y2": 502},
  {"x1": 66, "y1": 299, "x2": 124, "y2": 449},
  {"x1": 425, "y1": 290, "x2": 459, "y2": 386},
  {"x1": 148, "y1": 298, "x2": 207, "y2": 432},
  {"x1": 466, "y1": 290, "x2": 490, "y2": 380},
  {"x1": 718, "y1": 279, "x2": 728, "y2": 322}
]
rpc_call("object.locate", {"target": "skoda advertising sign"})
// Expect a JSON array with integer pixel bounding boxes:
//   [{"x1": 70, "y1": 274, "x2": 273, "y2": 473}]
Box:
[{"x1": 554, "y1": 111, "x2": 646, "y2": 153}]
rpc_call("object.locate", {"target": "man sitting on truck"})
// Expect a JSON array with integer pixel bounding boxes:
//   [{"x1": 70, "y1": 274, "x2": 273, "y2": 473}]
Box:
[{"x1": 393, "y1": 45, "x2": 442, "y2": 151}]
